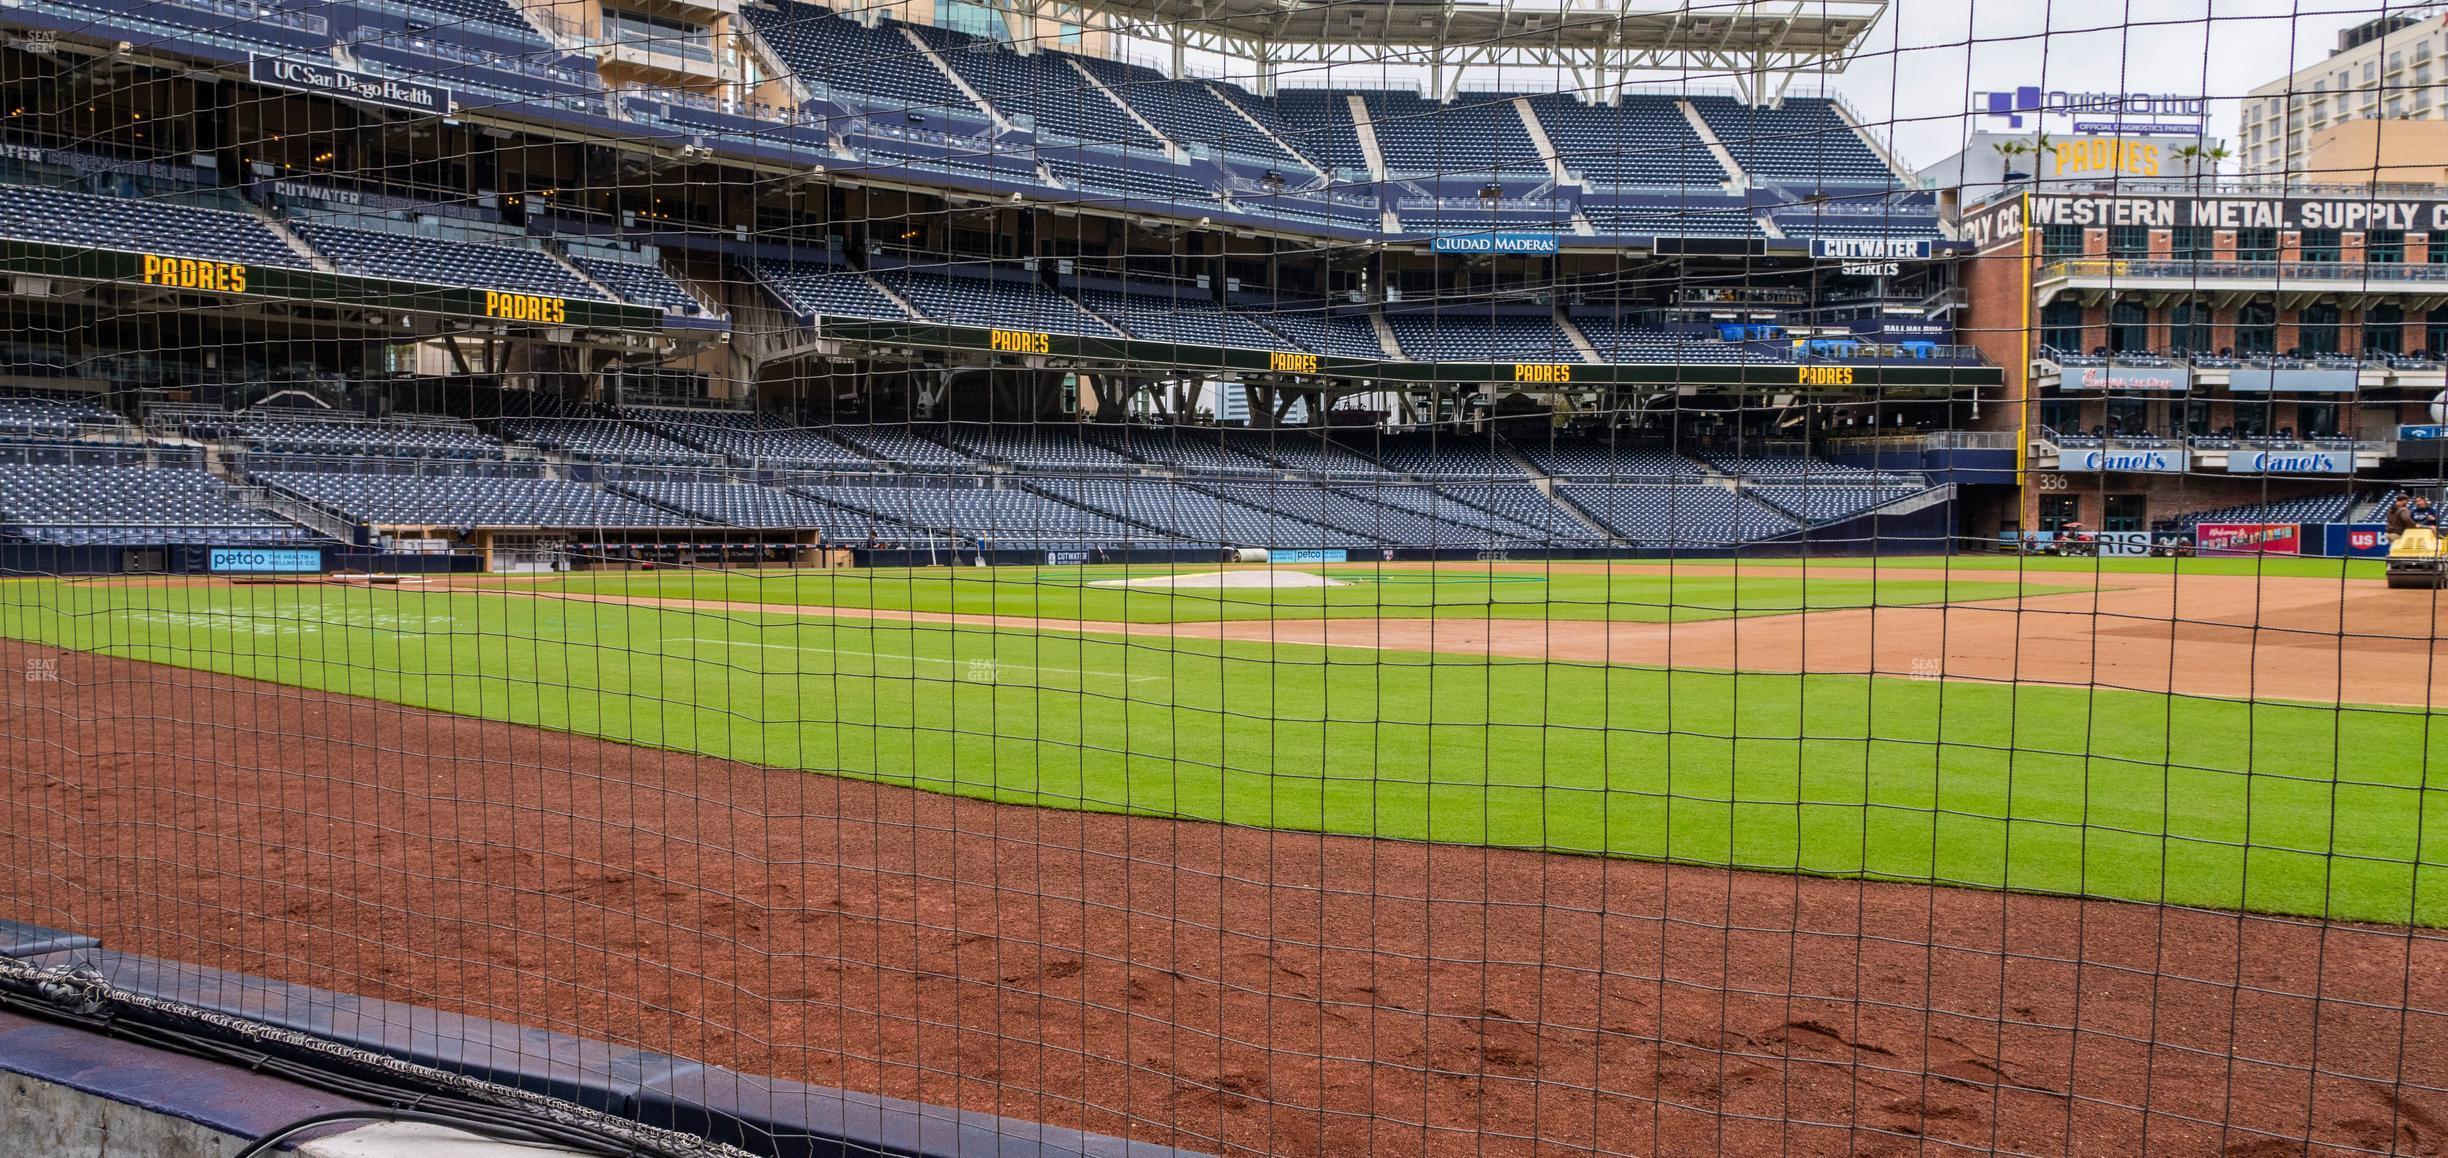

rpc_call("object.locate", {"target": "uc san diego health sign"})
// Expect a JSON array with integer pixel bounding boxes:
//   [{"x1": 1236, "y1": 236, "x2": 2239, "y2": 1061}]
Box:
[{"x1": 251, "y1": 57, "x2": 450, "y2": 116}]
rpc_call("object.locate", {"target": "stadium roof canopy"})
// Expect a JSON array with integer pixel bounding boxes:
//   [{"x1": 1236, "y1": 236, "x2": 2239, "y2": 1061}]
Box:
[{"x1": 1026, "y1": 0, "x2": 1890, "y2": 103}]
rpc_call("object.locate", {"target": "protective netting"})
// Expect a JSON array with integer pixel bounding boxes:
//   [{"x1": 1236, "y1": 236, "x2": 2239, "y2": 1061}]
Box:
[{"x1": 0, "y1": 0, "x2": 2442, "y2": 1154}]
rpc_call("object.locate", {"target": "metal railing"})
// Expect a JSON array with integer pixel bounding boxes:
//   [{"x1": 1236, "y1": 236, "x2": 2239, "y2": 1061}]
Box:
[{"x1": 2039, "y1": 257, "x2": 2448, "y2": 283}]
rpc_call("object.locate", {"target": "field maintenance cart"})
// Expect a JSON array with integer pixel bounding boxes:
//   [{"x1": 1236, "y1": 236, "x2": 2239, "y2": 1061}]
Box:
[{"x1": 2387, "y1": 525, "x2": 2448, "y2": 588}]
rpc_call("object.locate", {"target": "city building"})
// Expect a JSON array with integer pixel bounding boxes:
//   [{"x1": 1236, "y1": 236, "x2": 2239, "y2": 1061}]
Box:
[{"x1": 2240, "y1": 10, "x2": 2448, "y2": 178}]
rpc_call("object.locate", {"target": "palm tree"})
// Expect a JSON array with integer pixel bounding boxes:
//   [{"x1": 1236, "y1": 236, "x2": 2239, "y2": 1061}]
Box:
[
  {"x1": 1993, "y1": 138, "x2": 2031, "y2": 183},
  {"x1": 2203, "y1": 142, "x2": 2231, "y2": 178}
]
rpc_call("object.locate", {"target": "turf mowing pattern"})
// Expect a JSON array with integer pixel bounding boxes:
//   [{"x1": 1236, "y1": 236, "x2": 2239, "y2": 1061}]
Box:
[{"x1": 3, "y1": 573, "x2": 2441, "y2": 926}]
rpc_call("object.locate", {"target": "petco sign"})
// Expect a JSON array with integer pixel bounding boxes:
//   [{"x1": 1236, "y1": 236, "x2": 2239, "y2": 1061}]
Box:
[
  {"x1": 2229, "y1": 448, "x2": 2354, "y2": 475},
  {"x1": 251, "y1": 57, "x2": 450, "y2": 116},
  {"x1": 2063, "y1": 447, "x2": 2188, "y2": 473}
]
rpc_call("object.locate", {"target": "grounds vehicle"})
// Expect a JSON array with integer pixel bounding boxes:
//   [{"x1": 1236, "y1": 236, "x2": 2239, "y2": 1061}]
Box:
[{"x1": 2388, "y1": 525, "x2": 2448, "y2": 588}]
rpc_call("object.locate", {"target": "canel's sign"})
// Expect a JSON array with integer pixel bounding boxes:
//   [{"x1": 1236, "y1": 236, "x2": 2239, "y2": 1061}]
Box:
[
  {"x1": 2229, "y1": 449, "x2": 2353, "y2": 475},
  {"x1": 2063, "y1": 447, "x2": 2188, "y2": 472}
]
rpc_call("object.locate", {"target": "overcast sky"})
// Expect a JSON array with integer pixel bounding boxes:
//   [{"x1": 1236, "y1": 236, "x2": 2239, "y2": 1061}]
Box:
[{"x1": 1832, "y1": 0, "x2": 2418, "y2": 169}]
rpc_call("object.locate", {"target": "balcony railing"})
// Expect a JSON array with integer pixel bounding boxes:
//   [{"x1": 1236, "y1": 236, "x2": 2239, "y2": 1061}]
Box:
[{"x1": 2040, "y1": 257, "x2": 2448, "y2": 284}]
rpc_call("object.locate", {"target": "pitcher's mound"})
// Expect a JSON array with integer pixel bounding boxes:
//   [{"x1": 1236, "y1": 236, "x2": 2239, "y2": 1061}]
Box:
[{"x1": 1091, "y1": 569, "x2": 1349, "y2": 590}]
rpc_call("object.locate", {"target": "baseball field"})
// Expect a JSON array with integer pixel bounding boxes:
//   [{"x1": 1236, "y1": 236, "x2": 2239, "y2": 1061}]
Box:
[{"x1": 2, "y1": 555, "x2": 2443, "y2": 1154}]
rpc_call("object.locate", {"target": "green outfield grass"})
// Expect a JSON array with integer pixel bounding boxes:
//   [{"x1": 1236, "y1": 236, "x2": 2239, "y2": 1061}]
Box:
[
  {"x1": 536, "y1": 562, "x2": 2077, "y2": 623},
  {"x1": 2, "y1": 577, "x2": 2441, "y2": 925}
]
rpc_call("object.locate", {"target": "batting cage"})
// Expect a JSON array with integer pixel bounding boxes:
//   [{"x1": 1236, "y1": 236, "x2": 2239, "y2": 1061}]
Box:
[{"x1": 0, "y1": 0, "x2": 2442, "y2": 1155}]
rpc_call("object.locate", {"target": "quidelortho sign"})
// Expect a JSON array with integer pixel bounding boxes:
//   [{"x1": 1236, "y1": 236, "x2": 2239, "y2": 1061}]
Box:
[
  {"x1": 2063, "y1": 446, "x2": 2189, "y2": 472},
  {"x1": 250, "y1": 57, "x2": 450, "y2": 116},
  {"x1": 2229, "y1": 448, "x2": 2355, "y2": 474},
  {"x1": 1976, "y1": 87, "x2": 2206, "y2": 135},
  {"x1": 1960, "y1": 191, "x2": 2448, "y2": 250}
]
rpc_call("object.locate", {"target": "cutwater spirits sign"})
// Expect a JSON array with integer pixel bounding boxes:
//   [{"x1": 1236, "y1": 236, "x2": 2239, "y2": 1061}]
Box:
[{"x1": 1430, "y1": 233, "x2": 1559, "y2": 255}]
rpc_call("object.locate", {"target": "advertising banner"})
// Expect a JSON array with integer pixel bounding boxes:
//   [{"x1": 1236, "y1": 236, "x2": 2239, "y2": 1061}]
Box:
[
  {"x1": 2401, "y1": 424, "x2": 2448, "y2": 440},
  {"x1": 2095, "y1": 531, "x2": 2151, "y2": 556},
  {"x1": 2196, "y1": 522, "x2": 2302, "y2": 555},
  {"x1": 207, "y1": 547, "x2": 323, "y2": 573},
  {"x1": 1271, "y1": 549, "x2": 1349, "y2": 564},
  {"x1": 1807, "y1": 238, "x2": 1933, "y2": 261},
  {"x1": 2062, "y1": 446, "x2": 2188, "y2": 472},
  {"x1": 2228, "y1": 367, "x2": 2361, "y2": 393},
  {"x1": 250, "y1": 57, "x2": 450, "y2": 116},
  {"x1": 1961, "y1": 190, "x2": 2448, "y2": 250},
  {"x1": 2227, "y1": 447, "x2": 2355, "y2": 474},
  {"x1": 1429, "y1": 233, "x2": 1559, "y2": 255},
  {"x1": 2322, "y1": 524, "x2": 2391, "y2": 558},
  {"x1": 2069, "y1": 364, "x2": 2191, "y2": 392}
]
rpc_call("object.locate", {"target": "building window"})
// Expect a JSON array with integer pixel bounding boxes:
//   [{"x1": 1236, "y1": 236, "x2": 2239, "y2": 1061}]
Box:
[
  {"x1": 2299, "y1": 402, "x2": 2341, "y2": 438},
  {"x1": 935, "y1": 0, "x2": 1008, "y2": 39},
  {"x1": 2039, "y1": 494, "x2": 2079, "y2": 532},
  {"x1": 2110, "y1": 300, "x2": 2151, "y2": 353},
  {"x1": 2369, "y1": 229, "x2": 2407, "y2": 263},
  {"x1": 2298, "y1": 301, "x2": 2342, "y2": 354},
  {"x1": 2106, "y1": 397, "x2": 2149, "y2": 435},
  {"x1": 2103, "y1": 494, "x2": 2147, "y2": 533},
  {"x1": 2365, "y1": 303, "x2": 2406, "y2": 353},
  {"x1": 2429, "y1": 305, "x2": 2448, "y2": 355},
  {"x1": 2237, "y1": 300, "x2": 2278, "y2": 353},
  {"x1": 2040, "y1": 398, "x2": 2083, "y2": 433},
  {"x1": 2236, "y1": 228, "x2": 2281, "y2": 261},
  {"x1": 2041, "y1": 300, "x2": 2085, "y2": 353},
  {"x1": 2181, "y1": 398, "x2": 2214, "y2": 436},
  {"x1": 599, "y1": 7, "x2": 714, "y2": 61},
  {"x1": 2170, "y1": 226, "x2": 2213, "y2": 259},
  {"x1": 2041, "y1": 224, "x2": 2084, "y2": 260},
  {"x1": 2108, "y1": 225, "x2": 2151, "y2": 258},
  {"x1": 2300, "y1": 229, "x2": 2342, "y2": 262},
  {"x1": 2170, "y1": 302, "x2": 2211, "y2": 352}
]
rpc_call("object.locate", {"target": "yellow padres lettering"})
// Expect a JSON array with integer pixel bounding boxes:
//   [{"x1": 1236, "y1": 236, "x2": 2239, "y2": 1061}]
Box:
[
  {"x1": 990, "y1": 329, "x2": 1052, "y2": 354},
  {"x1": 1269, "y1": 351, "x2": 1320, "y2": 373},
  {"x1": 141, "y1": 254, "x2": 248, "y2": 294},
  {"x1": 1798, "y1": 366, "x2": 1856, "y2": 386},
  {"x1": 1512, "y1": 363, "x2": 1572, "y2": 383},
  {"x1": 484, "y1": 291, "x2": 568, "y2": 324}
]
